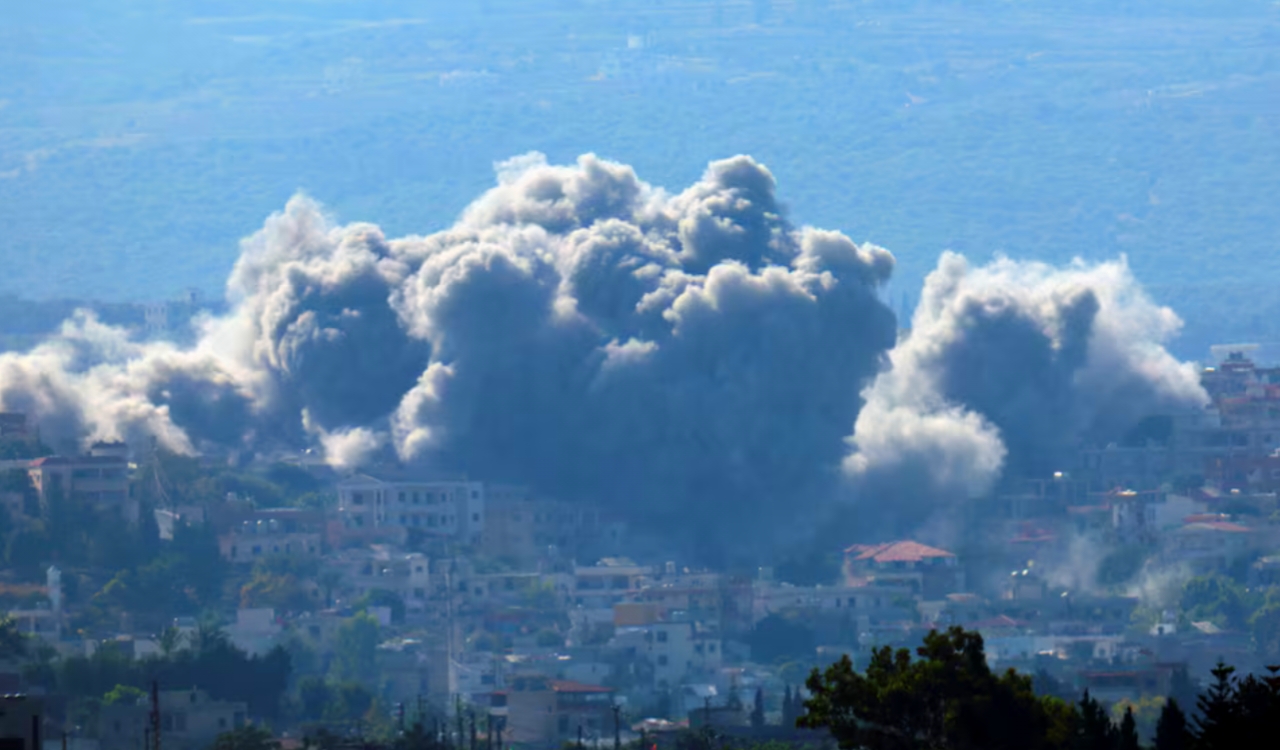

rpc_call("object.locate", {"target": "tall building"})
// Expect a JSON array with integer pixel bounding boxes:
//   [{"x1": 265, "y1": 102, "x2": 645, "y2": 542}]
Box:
[
  {"x1": 336, "y1": 471, "x2": 485, "y2": 544},
  {"x1": 27, "y1": 441, "x2": 134, "y2": 521}
]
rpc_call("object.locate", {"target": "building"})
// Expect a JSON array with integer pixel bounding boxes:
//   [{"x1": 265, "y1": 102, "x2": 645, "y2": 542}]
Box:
[
  {"x1": 1162, "y1": 519, "x2": 1264, "y2": 573},
  {"x1": 217, "y1": 509, "x2": 323, "y2": 564},
  {"x1": 336, "y1": 472, "x2": 485, "y2": 544},
  {"x1": 0, "y1": 695, "x2": 42, "y2": 750},
  {"x1": 99, "y1": 689, "x2": 246, "y2": 750},
  {"x1": 609, "y1": 615, "x2": 722, "y2": 690},
  {"x1": 324, "y1": 546, "x2": 431, "y2": 611},
  {"x1": 27, "y1": 442, "x2": 133, "y2": 521},
  {"x1": 504, "y1": 677, "x2": 615, "y2": 747},
  {"x1": 843, "y1": 541, "x2": 964, "y2": 599},
  {"x1": 481, "y1": 485, "x2": 622, "y2": 563}
]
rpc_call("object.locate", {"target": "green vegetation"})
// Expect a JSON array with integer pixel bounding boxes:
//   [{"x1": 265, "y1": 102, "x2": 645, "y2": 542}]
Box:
[
  {"x1": 23, "y1": 625, "x2": 290, "y2": 721},
  {"x1": 801, "y1": 627, "x2": 1280, "y2": 750}
]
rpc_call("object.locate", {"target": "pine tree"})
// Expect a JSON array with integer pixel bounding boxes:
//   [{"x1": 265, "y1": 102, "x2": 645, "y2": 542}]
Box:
[
  {"x1": 1117, "y1": 707, "x2": 1140, "y2": 750},
  {"x1": 1193, "y1": 662, "x2": 1240, "y2": 750},
  {"x1": 750, "y1": 687, "x2": 765, "y2": 729},
  {"x1": 1075, "y1": 690, "x2": 1116, "y2": 750},
  {"x1": 1154, "y1": 698, "x2": 1190, "y2": 750},
  {"x1": 782, "y1": 685, "x2": 794, "y2": 727}
]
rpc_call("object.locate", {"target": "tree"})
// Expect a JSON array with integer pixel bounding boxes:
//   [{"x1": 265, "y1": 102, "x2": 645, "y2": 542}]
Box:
[
  {"x1": 800, "y1": 627, "x2": 1076, "y2": 750},
  {"x1": 297, "y1": 675, "x2": 331, "y2": 721},
  {"x1": 331, "y1": 612, "x2": 379, "y2": 685},
  {"x1": 1153, "y1": 698, "x2": 1190, "y2": 750},
  {"x1": 157, "y1": 626, "x2": 185, "y2": 658},
  {"x1": 1193, "y1": 662, "x2": 1241, "y2": 750},
  {"x1": 211, "y1": 725, "x2": 278, "y2": 750},
  {"x1": 1250, "y1": 600, "x2": 1280, "y2": 661},
  {"x1": 1179, "y1": 576, "x2": 1252, "y2": 630},
  {"x1": 1075, "y1": 690, "x2": 1116, "y2": 750},
  {"x1": 1116, "y1": 706, "x2": 1140, "y2": 750},
  {"x1": 103, "y1": 684, "x2": 146, "y2": 706},
  {"x1": 0, "y1": 616, "x2": 28, "y2": 663},
  {"x1": 747, "y1": 613, "x2": 816, "y2": 664},
  {"x1": 750, "y1": 687, "x2": 765, "y2": 729},
  {"x1": 355, "y1": 588, "x2": 405, "y2": 624},
  {"x1": 241, "y1": 572, "x2": 314, "y2": 613}
]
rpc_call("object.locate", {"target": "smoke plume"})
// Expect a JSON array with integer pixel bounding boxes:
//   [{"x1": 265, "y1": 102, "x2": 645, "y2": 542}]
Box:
[
  {"x1": 0, "y1": 153, "x2": 1209, "y2": 549},
  {"x1": 845, "y1": 252, "x2": 1208, "y2": 531}
]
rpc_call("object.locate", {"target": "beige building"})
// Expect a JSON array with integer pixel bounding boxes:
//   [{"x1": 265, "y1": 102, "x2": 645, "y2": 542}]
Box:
[
  {"x1": 99, "y1": 689, "x2": 246, "y2": 750},
  {"x1": 504, "y1": 676, "x2": 614, "y2": 747},
  {"x1": 27, "y1": 442, "x2": 133, "y2": 521},
  {"x1": 336, "y1": 472, "x2": 485, "y2": 544}
]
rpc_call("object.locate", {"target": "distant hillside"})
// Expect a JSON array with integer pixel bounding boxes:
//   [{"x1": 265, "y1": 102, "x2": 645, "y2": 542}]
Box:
[{"x1": 1, "y1": 0, "x2": 1277, "y2": 358}]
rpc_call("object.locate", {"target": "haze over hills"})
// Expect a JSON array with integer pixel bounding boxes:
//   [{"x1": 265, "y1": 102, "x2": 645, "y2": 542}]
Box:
[{"x1": 1, "y1": 0, "x2": 1278, "y2": 358}]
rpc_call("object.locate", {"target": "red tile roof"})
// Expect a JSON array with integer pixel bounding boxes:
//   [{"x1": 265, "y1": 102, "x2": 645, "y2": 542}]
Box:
[
  {"x1": 1185, "y1": 521, "x2": 1252, "y2": 533},
  {"x1": 551, "y1": 680, "x2": 614, "y2": 694},
  {"x1": 845, "y1": 541, "x2": 955, "y2": 564}
]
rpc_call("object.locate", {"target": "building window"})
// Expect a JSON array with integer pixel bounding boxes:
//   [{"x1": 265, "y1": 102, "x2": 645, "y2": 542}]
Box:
[
  {"x1": 471, "y1": 490, "x2": 479, "y2": 499},
  {"x1": 657, "y1": 631, "x2": 668, "y2": 643},
  {"x1": 252, "y1": 545, "x2": 262, "y2": 555},
  {"x1": 657, "y1": 655, "x2": 668, "y2": 666},
  {"x1": 413, "y1": 492, "x2": 420, "y2": 504},
  {"x1": 352, "y1": 492, "x2": 364, "y2": 506},
  {"x1": 399, "y1": 492, "x2": 406, "y2": 503},
  {"x1": 472, "y1": 513, "x2": 480, "y2": 522}
]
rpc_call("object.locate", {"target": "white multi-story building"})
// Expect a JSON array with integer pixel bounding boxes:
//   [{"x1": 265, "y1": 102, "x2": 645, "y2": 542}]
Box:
[{"x1": 337, "y1": 471, "x2": 485, "y2": 544}]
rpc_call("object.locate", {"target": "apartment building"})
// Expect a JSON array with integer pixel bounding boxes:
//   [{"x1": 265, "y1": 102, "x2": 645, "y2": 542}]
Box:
[
  {"x1": 99, "y1": 689, "x2": 246, "y2": 750},
  {"x1": 27, "y1": 441, "x2": 134, "y2": 521},
  {"x1": 336, "y1": 471, "x2": 485, "y2": 544}
]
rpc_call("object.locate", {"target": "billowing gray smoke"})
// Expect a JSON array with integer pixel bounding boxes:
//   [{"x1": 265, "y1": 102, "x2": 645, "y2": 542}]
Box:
[
  {"x1": 0, "y1": 153, "x2": 1209, "y2": 549},
  {"x1": 845, "y1": 252, "x2": 1208, "y2": 532}
]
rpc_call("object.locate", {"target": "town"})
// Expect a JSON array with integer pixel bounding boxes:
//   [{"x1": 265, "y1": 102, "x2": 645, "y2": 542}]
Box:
[{"x1": 4, "y1": 345, "x2": 1280, "y2": 750}]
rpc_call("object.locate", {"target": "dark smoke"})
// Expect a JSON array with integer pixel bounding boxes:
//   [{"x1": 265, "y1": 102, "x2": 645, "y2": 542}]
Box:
[{"x1": 0, "y1": 155, "x2": 1208, "y2": 551}]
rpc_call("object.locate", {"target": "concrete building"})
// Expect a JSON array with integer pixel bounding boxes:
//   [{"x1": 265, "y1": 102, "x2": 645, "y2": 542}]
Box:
[
  {"x1": 324, "y1": 546, "x2": 431, "y2": 611},
  {"x1": 336, "y1": 472, "x2": 484, "y2": 544},
  {"x1": 843, "y1": 541, "x2": 964, "y2": 599},
  {"x1": 99, "y1": 689, "x2": 246, "y2": 750},
  {"x1": 0, "y1": 695, "x2": 42, "y2": 750},
  {"x1": 504, "y1": 677, "x2": 614, "y2": 747},
  {"x1": 27, "y1": 442, "x2": 133, "y2": 521},
  {"x1": 218, "y1": 513, "x2": 322, "y2": 564},
  {"x1": 481, "y1": 485, "x2": 623, "y2": 564}
]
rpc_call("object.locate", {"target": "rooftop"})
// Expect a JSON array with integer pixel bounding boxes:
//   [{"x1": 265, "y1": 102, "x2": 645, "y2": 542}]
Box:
[
  {"x1": 551, "y1": 680, "x2": 614, "y2": 694},
  {"x1": 845, "y1": 540, "x2": 956, "y2": 564}
]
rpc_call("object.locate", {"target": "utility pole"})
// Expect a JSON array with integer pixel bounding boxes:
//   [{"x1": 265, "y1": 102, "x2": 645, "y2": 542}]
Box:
[
  {"x1": 455, "y1": 696, "x2": 464, "y2": 750},
  {"x1": 577, "y1": 724, "x2": 584, "y2": 750},
  {"x1": 150, "y1": 681, "x2": 161, "y2": 750},
  {"x1": 398, "y1": 702, "x2": 406, "y2": 732},
  {"x1": 612, "y1": 704, "x2": 621, "y2": 750},
  {"x1": 469, "y1": 710, "x2": 477, "y2": 750}
]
